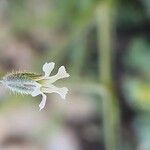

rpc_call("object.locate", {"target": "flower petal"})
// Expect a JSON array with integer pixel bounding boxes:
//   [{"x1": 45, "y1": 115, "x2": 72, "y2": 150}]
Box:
[
  {"x1": 31, "y1": 87, "x2": 41, "y2": 97},
  {"x1": 39, "y1": 93, "x2": 47, "y2": 111},
  {"x1": 41, "y1": 85, "x2": 68, "y2": 99},
  {"x1": 43, "y1": 62, "x2": 55, "y2": 77},
  {"x1": 30, "y1": 83, "x2": 47, "y2": 111},
  {"x1": 44, "y1": 66, "x2": 70, "y2": 84},
  {"x1": 31, "y1": 85, "x2": 47, "y2": 111},
  {"x1": 57, "y1": 66, "x2": 70, "y2": 78},
  {"x1": 31, "y1": 83, "x2": 42, "y2": 97}
]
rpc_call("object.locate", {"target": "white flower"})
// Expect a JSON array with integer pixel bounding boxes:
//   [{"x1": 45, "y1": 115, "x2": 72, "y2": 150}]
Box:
[{"x1": 0, "y1": 62, "x2": 70, "y2": 111}]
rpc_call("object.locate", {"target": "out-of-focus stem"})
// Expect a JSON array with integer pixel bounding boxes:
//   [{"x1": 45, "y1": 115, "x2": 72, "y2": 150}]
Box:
[
  {"x1": 97, "y1": 4, "x2": 113, "y2": 84},
  {"x1": 96, "y1": 2, "x2": 120, "y2": 150}
]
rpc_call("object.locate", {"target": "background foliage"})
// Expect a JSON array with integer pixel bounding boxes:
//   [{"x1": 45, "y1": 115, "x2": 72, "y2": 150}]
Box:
[{"x1": 0, "y1": 0, "x2": 150, "y2": 150}]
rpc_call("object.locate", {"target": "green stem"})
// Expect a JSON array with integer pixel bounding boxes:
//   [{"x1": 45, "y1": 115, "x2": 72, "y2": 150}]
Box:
[{"x1": 96, "y1": 2, "x2": 120, "y2": 150}]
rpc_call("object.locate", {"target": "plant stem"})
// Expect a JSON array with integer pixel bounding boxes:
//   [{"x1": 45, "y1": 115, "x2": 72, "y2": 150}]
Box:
[{"x1": 96, "y1": 2, "x2": 121, "y2": 150}]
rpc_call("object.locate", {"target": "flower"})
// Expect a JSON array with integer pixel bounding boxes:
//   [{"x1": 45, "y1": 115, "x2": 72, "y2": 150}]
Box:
[{"x1": 0, "y1": 62, "x2": 70, "y2": 111}]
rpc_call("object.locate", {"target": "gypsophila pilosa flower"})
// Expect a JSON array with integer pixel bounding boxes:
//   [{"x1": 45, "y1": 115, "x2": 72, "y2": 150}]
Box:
[{"x1": 0, "y1": 62, "x2": 70, "y2": 111}]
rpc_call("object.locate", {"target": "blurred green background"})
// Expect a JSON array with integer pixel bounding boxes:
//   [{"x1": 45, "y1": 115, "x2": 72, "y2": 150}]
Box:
[{"x1": 0, "y1": 0, "x2": 150, "y2": 150}]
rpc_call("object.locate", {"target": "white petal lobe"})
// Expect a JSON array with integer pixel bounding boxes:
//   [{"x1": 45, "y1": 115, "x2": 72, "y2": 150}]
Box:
[
  {"x1": 59, "y1": 87, "x2": 69, "y2": 99},
  {"x1": 43, "y1": 66, "x2": 70, "y2": 84},
  {"x1": 31, "y1": 83, "x2": 42, "y2": 97},
  {"x1": 41, "y1": 85, "x2": 68, "y2": 99},
  {"x1": 43, "y1": 62, "x2": 55, "y2": 77},
  {"x1": 57, "y1": 66, "x2": 70, "y2": 78},
  {"x1": 39, "y1": 93, "x2": 47, "y2": 111},
  {"x1": 31, "y1": 88, "x2": 40, "y2": 97}
]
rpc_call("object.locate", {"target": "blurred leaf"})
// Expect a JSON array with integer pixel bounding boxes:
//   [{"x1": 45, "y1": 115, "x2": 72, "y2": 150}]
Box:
[
  {"x1": 142, "y1": 0, "x2": 150, "y2": 18},
  {"x1": 117, "y1": 1, "x2": 145, "y2": 26},
  {"x1": 124, "y1": 38, "x2": 150, "y2": 76},
  {"x1": 123, "y1": 77, "x2": 150, "y2": 111},
  {"x1": 134, "y1": 114, "x2": 150, "y2": 149}
]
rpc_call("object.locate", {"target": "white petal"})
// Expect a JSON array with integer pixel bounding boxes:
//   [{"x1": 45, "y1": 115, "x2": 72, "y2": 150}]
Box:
[
  {"x1": 41, "y1": 85, "x2": 68, "y2": 99},
  {"x1": 30, "y1": 83, "x2": 47, "y2": 111},
  {"x1": 31, "y1": 88, "x2": 41, "y2": 97},
  {"x1": 57, "y1": 66, "x2": 70, "y2": 78},
  {"x1": 59, "y1": 87, "x2": 69, "y2": 99},
  {"x1": 43, "y1": 62, "x2": 55, "y2": 77},
  {"x1": 39, "y1": 93, "x2": 47, "y2": 111},
  {"x1": 31, "y1": 83, "x2": 42, "y2": 97},
  {"x1": 44, "y1": 66, "x2": 70, "y2": 83}
]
